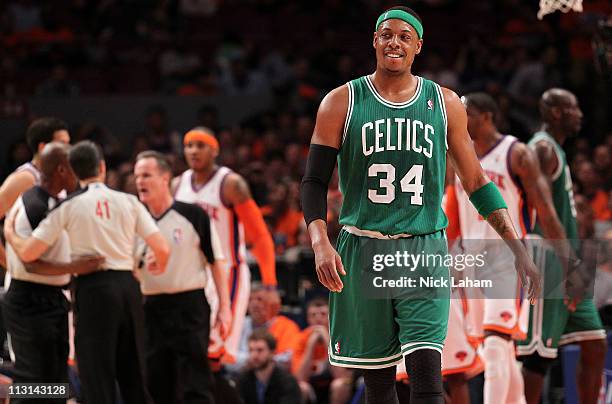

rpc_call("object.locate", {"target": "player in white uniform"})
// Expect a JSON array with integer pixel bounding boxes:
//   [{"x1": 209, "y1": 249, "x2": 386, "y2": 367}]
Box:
[
  {"x1": 172, "y1": 128, "x2": 276, "y2": 366},
  {"x1": 452, "y1": 93, "x2": 572, "y2": 404},
  {"x1": 0, "y1": 117, "x2": 70, "y2": 269}
]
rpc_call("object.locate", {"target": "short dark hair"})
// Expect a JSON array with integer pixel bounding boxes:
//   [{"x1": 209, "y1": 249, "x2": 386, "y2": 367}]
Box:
[
  {"x1": 307, "y1": 297, "x2": 329, "y2": 310},
  {"x1": 464, "y1": 92, "x2": 499, "y2": 122},
  {"x1": 135, "y1": 150, "x2": 172, "y2": 174},
  {"x1": 26, "y1": 117, "x2": 68, "y2": 153},
  {"x1": 248, "y1": 329, "x2": 277, "y2": 351},
  {"x1": 383, "y1": 5, "x2": 422, "y2": 25},
  {"x1": 69, "y1": 140, "x2": 104, "y2": 180}
]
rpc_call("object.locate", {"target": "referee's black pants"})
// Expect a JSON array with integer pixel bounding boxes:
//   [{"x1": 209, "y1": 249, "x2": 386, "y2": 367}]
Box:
[
  {"x1": 2, "y1": 279, "x2": 69, "y2": 404},
  {"x1": 74, "y1": 271, "x2": 151, "y2": 404},
  {"x1": 144, "y1": 289, "x2": 214, "y2": 404}
]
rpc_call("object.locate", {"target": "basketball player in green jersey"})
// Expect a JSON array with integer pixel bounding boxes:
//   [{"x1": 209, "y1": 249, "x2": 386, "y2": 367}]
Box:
[
  {"x1": 518, "y1": 88, "x2": 606, "y2": 404},
  {"x1": 300, "y1": 6, "x2": 541, "y2": 404}
]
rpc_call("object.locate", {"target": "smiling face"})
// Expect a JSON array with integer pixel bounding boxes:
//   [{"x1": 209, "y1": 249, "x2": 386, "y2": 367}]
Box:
[{"x1": 373, "y1": 19, "x2": 422, "y2": 75}]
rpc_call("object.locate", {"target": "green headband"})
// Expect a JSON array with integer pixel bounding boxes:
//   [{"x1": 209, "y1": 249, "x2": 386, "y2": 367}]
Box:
[{"x1": 375, "y1": 10, "x2": 423, "y2": 39}]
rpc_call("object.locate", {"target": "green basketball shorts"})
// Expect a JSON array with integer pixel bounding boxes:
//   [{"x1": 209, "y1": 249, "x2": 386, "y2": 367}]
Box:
[{"x1": 328, "y1": 228, "x2": 450, "y2": 369}]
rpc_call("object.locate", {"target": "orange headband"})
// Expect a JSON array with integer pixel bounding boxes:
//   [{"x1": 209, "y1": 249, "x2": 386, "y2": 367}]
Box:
[{"x1": 183, "y1": 129, "x2": 219, "y2": 151}]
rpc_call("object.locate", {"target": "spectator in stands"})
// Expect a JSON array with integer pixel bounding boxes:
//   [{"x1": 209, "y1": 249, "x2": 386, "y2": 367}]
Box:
[
  {"x1": 593, "y1": 144, "x2": 611, "y2": 190},
  {"x1": 292, "y1": 298, "x2": 353, "y2": 404},
  {"x1": 35, "y1": 65, "x2": 80, "y2": 97},
  {"x1": 232, "y1": 285, "x2": 300, "y2": 371},
  {"x1": 137, "y1": 105, "x2": 180, "y2": 154},
  {"x1": 594, "y1": 229, "x2": 612, "y2": 328},
  {"x1": 236, "y1": 329, "x2": 302, "y2": 404},
  {"x1": 575, "y1": 161, "x2": 611, "y2": 221},
  {"x1": 261, "y1": 180, "x2": 303, "y2": 254}
]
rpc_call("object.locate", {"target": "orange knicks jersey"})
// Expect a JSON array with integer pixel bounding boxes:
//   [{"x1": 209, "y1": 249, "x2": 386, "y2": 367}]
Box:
[
  {"x1": 455, "y1": 135, "x2": 535, "y2": 240},
  {"x1": 174, "y1": 167, "x2": 247, "y2": 274}
]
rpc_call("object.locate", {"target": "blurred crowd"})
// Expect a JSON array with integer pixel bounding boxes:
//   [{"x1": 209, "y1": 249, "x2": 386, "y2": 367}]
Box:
[{"x1": 0, "y1": 0, "x2": 611, "y2": 401}]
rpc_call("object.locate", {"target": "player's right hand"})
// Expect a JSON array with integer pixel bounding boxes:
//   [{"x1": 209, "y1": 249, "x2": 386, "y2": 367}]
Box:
[
  {"x1": 216, "y1": 304, "x2": 232, "y2": 340},
  {"x1": 312, "y1": 240, "x2": 345, "y2": 292},
  {"x1": 515, "y1": 252, "x2": 542, "y2": 305}
]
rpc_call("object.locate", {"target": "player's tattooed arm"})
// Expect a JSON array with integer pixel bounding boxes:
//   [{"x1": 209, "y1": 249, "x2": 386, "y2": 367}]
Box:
[
  {"x1": 444, "y1": 87, "x2": 540, "y2": 302},
  {"x1": 222, "y1": 173, "x2": 252, "y2": 206}
]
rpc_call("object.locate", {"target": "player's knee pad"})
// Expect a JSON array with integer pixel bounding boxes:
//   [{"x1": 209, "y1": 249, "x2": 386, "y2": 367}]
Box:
[
  {"x1": 405, "y1": 349, "x2": 444, "y2": 404},
  {"x1": 482, "y1": 335, "x2": 510, "y2": 380},
  {"x1": 520, "y1": 352, "x2": 554, "y2": 376},
  {"x1": 362, "y1": 366, "x2": 398, "y2": 404}
]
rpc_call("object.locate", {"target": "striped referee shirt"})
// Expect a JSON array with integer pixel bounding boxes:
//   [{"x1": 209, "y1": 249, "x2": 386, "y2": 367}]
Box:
[
  {"x1": 7, "y1": 186, "x2": 70, "y2": 286},
  {"x1": 32, "y1": 182, "x2": 159, "y2": 270},
  {"x1": 136, "y1": 201, "x2": 224, "y2": 295}
]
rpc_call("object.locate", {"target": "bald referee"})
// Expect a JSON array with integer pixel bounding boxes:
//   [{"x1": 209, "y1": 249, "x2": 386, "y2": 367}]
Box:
[
  {"x1": 4, "y1": 140, "x2": 169, "y2": 404},
  {"x1": 134, "y1": 150, "x2": 232, "y2": 404}
]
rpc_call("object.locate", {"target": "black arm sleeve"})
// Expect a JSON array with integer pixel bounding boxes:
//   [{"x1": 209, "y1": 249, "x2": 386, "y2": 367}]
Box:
[{"x1": 300, "y1": 143, "x2": 338, "y2": 227}]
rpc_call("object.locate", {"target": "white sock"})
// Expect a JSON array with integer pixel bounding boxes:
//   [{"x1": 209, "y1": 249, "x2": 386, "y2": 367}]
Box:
[
  {"x1": 506, "y1": 340, "x2": 527, "y2": 404},
  {"x1": 482, "y1": 335, "x2": 511, "y2": 404}
]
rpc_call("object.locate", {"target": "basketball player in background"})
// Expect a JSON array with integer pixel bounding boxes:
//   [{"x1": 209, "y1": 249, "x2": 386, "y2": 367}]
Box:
[
  {"x1": 3, "y1": 143, "x2": 103, "y2": 404},
  {"x1": 0, "y1": 117, "x2": 70, "y2": 269},
  {"x1": 172, "y1": 128, "x2": 276, "y2": 366},
  {"x1": 518, "y1": 88, "x2": 606, "y2": 404},
  {"x1": 453, "y1": 92, "x2": 574, "y2": 404}
]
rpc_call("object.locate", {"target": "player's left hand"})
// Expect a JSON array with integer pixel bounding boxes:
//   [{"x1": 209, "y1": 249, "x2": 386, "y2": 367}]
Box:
[
  {"x1": 216, "y1": 304, "x2": 232, "y2": 340},
  {"x1": 515, "y1": 252, "x2": 542, "y2": 304}
]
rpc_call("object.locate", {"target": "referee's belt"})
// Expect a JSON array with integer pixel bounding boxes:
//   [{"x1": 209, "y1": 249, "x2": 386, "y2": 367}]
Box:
[{"x1": 343, "y1": 225, "x2": 415, "y2": 239}]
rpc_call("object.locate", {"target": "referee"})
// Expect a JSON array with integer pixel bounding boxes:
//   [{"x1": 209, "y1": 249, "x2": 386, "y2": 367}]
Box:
[
  {"x1": 134, "y1": 150, "x2": 231, "y2": 404},
  {"x1": 4, "y1": 141, "x2": 170, "y2": 404},
  {"x1": 3, "y1": 142, "x2": 103, "y2": 404}
]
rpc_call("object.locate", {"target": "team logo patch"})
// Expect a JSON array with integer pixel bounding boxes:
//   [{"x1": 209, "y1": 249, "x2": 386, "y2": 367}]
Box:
[
  {"x1": 173, "y1": 228, "x2": 183, "y2": 244},
  {"x1": 455, "y1": 351, "x2": 468, "y2": 362},
  {"x1": 427, "y1": 99, "x2": 434, "y2": 110},
  {"x1": 334, "y1": 341, "x2": 341, "y2": 355},
  {"x1": 500, "y1": 311, "x2": 513, "y2": 322}
]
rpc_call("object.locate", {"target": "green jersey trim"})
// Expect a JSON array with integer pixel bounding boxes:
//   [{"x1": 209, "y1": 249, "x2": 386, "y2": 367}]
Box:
[
  {"x1": 433, "y1": 83, "x2": 448, "y2": 150},
  {"x1": 364, "y1": 75, "x2": 423, "y2": 108},
  {"x1": 342, "y1": 81, "x2": 355, "y2": 145},
  {"x1": 530, "y1": 133, "x2": 563, "y2": 181}
]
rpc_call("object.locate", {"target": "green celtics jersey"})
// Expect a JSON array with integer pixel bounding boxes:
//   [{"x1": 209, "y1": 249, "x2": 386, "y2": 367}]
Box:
[
  {"x1": 528, "y1": 131, "x2": 578, "y2": 240},
  {"x1": 337, "y1": 75, "x2": 448, "y2": 236}
]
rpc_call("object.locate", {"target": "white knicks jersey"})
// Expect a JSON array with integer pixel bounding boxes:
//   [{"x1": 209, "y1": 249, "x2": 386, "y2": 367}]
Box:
[
  {"x1": 455, "y1": 135, "x2": 535, "y2": 241},
  {"x1": 174, "y1": 167, "x2": 247, "y2": 271}
]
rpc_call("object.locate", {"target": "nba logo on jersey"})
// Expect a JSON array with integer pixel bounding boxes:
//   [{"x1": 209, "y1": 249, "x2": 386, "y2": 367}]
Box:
[
  {"x1": 334, "y1": 341, "x2": 341, "y2": 355},
  {"x1": 427, "y1": 99, "x2": 434, "y2": 110},
  {"x1": 455, "y1": 351, "x2": 467, "y2": 362},
  {"x1": 173, "y1": 228, "x2": 183, "y2": 244}
]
